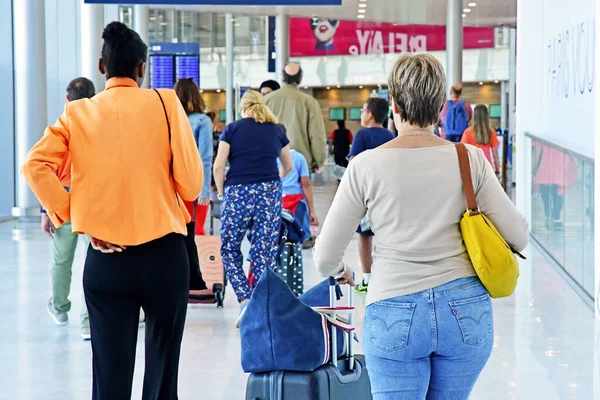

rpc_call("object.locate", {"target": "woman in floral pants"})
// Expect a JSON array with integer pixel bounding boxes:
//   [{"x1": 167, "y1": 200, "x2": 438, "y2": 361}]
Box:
[{"x1": 213, "y1": 90, "x2": 293, "y2": 327}]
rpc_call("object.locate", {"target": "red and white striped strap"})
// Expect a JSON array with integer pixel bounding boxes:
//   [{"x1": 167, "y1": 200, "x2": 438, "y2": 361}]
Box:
[{"x1": 311, "y1": 306, "x2": 355, "y2": 314}]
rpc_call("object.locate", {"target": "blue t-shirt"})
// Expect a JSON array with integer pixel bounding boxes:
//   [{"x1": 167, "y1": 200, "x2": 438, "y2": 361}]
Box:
[
  {"x1": 348, "y1": 127, "x2": 395, "y2": 157},
  {"x1": 219, "y1": 118, "x2": 289, "y2": 186},
  {"x1": 278, "y1": 150, "x2": 310, "y2": 195}
]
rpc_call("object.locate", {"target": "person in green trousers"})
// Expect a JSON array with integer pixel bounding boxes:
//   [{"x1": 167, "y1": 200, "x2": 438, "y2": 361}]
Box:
[
  {"x1": 42, "y1": 78, "x2": 96, "y2": 340},
  {"x1": 44, "y1": 218, "x2": 92, "y2": 337}
]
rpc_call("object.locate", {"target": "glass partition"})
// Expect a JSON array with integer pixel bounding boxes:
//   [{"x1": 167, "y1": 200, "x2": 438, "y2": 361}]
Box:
[
  {"x1": 144, "y1": 9, "x2": 266, "y2": 60},
  {"x1": 529, "y1": 134, "x2": 595, "y2": 300}
]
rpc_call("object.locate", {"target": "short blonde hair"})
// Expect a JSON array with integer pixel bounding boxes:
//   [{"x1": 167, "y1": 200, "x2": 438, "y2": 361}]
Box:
[
  {"x1": 388, "y1": 53, "x2": 447, "y2": 128},
  {"x1": 240, "y1": 90, "x2": 278, "y2": 124}
]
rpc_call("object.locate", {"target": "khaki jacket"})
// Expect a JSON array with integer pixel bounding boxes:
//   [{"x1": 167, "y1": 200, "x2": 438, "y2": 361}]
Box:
[{"x1": 265, "y1": 85, "x2": 326, "y2": 170}]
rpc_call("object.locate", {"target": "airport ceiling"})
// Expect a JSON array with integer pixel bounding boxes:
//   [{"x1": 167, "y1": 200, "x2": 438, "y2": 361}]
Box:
[{"x1": 152, "y1": 0, "x2": 517, "y2": 27}]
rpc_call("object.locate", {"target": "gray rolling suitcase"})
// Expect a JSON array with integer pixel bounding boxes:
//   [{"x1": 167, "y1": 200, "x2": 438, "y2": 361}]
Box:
[{"x1": 245, "y1": 277, "x2": 372, "y2": 400}]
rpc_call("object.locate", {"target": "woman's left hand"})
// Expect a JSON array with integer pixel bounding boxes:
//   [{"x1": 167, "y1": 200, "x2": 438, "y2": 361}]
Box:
[
  {"x1": 337, "y1": 266, "x2": 355, "y2": 286},
  {"x1": 310, "y1": 212, "x2": 319, "y2": 227}
]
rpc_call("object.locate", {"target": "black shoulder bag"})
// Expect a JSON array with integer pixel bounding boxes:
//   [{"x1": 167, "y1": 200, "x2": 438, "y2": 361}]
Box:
[{"x1": 154, "y1": 89, "x2": 207, "y2": 291}]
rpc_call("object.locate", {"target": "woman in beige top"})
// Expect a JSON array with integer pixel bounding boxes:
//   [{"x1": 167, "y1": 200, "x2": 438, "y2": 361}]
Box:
[{"x1": 313, "y1": 54, "x2": 528, "y2": 399}]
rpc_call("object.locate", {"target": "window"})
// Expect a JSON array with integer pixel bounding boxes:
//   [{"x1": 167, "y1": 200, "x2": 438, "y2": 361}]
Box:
[{"x1": 119, "y1": 6, "x2": 133, "y2": 27}]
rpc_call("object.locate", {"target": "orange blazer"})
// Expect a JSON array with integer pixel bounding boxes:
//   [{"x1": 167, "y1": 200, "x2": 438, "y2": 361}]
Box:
[{"x1": 22, "y1": 78, "x2": 203, "y2": 246}]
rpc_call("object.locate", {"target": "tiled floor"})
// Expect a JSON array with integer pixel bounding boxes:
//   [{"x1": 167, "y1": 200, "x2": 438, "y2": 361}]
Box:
[{"x1": 0, "y1": 173, "x2": 598, "y2": 399}]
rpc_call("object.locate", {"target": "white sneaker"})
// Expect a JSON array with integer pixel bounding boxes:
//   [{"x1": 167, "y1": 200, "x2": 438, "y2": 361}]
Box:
[{"x1": 81, "y1": 327, "x2": 91, "y2": 341}]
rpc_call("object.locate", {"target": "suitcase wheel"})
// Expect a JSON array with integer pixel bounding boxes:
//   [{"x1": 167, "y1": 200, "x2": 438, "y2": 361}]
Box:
[
  {"x1": 214, "y1": 283, "x2": 225, "y2": 308},
  {"x1": 215, "y1": 291, "x2": 224, "y2": 308}
]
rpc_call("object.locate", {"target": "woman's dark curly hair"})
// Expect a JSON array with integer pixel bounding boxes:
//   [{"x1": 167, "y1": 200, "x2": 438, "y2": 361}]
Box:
[{"x1": 101, "y1": 22, "x2": 148, "y2": 80}]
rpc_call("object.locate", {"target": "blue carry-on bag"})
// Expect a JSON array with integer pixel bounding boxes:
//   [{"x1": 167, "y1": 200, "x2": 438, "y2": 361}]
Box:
[{"x1": 243, "y1": 271, "x2": 372, "y2": 400}]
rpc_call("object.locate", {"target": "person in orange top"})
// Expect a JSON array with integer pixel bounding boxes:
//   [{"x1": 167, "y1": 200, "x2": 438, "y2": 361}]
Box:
[
  {"x1": 21, "y1": 22, "x2": 202, "y2": 399},
  {"x1": 461, "y1": 104, "x2": 501, "y2": 175},
  {"x1": 40, "y1": 77, "x2": 95, "y2": 340}
]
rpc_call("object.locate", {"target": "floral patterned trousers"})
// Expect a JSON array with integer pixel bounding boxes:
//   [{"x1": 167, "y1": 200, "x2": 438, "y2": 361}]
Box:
[{"x1": 220, "y1": 180, "x2": 282, "y2": 302}]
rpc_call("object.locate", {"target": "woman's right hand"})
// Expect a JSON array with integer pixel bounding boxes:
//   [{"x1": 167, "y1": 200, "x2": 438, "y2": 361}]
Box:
[
  {"x1": 337, "y1": 266, "x2": 356, "y2": 286},
  {"x1": 198, "y1": 197, "x2": 210, "y2": 206},
  {"x1": 89, "y1": 236, "x2": 126, "y2": 254}
]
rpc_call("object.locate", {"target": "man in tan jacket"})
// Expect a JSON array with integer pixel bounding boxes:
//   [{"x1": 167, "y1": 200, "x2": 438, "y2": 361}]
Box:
[{"x1": 265, "y1": 63, "x2": 326, "y2": 172}]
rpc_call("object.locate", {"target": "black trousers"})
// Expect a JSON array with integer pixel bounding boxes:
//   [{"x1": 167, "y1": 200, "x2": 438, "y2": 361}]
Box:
[{"x1": 83, "y1": 233, "x2": 189, "y2": 400}]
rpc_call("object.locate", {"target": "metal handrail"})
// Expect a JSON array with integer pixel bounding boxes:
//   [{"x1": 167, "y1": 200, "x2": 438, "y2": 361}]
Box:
[{"x1": 525, "y1": 132, "x2": 595, "y2": 164}]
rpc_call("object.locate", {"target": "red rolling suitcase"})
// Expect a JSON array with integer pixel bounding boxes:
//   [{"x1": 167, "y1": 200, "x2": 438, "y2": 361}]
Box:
[{"x1": 189, "y1": 200, "x2": 226, "y2": 307}]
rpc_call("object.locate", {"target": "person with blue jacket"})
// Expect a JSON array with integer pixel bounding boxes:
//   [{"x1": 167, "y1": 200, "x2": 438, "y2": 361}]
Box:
[{"x1": 175, "y1": 78, "x2": 213, "y2": 234}]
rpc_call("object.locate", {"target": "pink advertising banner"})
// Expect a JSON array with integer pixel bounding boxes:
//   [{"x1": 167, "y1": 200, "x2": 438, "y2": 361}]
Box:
[{"x1": 290, "y1": 18, "x2": 495, "y2": 57}]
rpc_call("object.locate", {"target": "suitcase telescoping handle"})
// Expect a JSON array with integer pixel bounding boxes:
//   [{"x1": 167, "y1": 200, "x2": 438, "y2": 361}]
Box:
[
  {"x1": 328, "y1": 275, "x2": 356, "y2": 371},
  {"x1": 209, "y1": 200, "x2": 214, "y2": 236}
]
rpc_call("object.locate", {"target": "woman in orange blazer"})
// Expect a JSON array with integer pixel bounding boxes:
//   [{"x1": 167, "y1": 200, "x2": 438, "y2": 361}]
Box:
[{"x1": 21, "y1": 22, "x2": 202, "y2": 400}]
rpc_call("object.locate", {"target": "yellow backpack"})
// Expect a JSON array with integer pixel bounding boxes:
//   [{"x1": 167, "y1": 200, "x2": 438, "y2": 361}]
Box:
[{"x1": 456, "y1": 143, "x2": 525, "y2": 298}]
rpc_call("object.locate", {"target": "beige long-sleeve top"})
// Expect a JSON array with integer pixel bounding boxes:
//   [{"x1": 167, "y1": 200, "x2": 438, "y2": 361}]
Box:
[{"x1": 313, "y1": 144, "x2": 529, "y2": 306}]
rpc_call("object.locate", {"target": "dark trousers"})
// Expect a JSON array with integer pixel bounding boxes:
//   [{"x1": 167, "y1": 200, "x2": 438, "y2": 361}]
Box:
[
  {"x1": 83, "y1": 233, "x2": 189, "y2": 400},
  {"x1": 334, "y1": 152, "x2": 349, "y2": 168},
  {"x1": 540, "y1": 184, "x2": 564, "y2": 220}
]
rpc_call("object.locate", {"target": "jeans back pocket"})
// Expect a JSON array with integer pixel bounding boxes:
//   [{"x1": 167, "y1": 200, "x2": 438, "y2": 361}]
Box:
[
  {"x1": 369, "y1": 302, "x2": 416, "y2": 352},
  {"x1": 448, "y1": 294, "x2": 493, "y2": 346}
]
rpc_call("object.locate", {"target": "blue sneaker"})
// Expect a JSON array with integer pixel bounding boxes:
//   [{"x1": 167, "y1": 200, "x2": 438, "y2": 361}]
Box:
[{"x1": 236, "y1": 302, "x2": 249, "y2": 329}]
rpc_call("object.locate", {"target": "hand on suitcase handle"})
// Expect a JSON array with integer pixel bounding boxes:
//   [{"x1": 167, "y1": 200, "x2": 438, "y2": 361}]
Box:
[{"x1": 335, "y1": 265, "x2": 355, "y2": 286}]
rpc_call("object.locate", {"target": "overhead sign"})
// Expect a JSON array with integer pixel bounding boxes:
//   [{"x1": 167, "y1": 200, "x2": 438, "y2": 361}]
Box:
[
  {"x1": 85, "y1": 0, "x2": 341, "y2": 4},
  {"x1": 290, "y1": 18, "x2": 495, "y2": 57},
  {"x1": 149, "y1": 42, "x2": 200, "y2": 55}
]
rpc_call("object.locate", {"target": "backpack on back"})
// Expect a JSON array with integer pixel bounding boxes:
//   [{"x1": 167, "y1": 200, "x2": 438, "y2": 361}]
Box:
[{"x1": 445, "y1": 100, "x2": 469, "y2": 141}]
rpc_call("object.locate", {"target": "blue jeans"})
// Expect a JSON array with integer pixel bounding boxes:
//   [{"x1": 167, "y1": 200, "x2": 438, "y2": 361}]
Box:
[{"x1": 364, "y1": 277, "x2": 494, "y2": 400}]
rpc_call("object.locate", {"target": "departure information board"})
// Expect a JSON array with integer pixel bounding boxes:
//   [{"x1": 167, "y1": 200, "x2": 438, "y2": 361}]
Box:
[
  {"x1": 150, "y1": 55, "x2": 175, "y2": 89},
  {"x1": 149, "y1": 43, "x2": 200, "y2": 90},
  {"x1": 175, "y1": 55, "x2": 200, "y2": 86}
]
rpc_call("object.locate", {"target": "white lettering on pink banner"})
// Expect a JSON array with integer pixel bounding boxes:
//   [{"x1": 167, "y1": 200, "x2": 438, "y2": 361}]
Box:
[{"x1": 349, "y1": 30, "x2": 428, "y2": 55}]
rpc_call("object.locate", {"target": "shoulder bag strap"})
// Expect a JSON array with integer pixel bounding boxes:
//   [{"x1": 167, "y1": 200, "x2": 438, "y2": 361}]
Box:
[
  {"x1": 154, "y1": 89, "x2": 193, "y2": 215},
  {"x1": 455, "y1": 143, "x2": 479, "y2": 215}
]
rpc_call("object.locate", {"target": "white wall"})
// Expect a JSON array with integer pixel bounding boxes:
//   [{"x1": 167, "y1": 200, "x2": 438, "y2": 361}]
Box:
[
  {"x1": 543, "y1": 0, "x2": 595, "y2": 157},
  {"x1": 45, "y1": 0, "x2": 81, "y2": 124},
  {"x1": 517, "y1": 0, "x2": 598, "y2": 317},
  {"x1": 0, "y1": 0, "x2": 14, "y2": 216},
  {"x1": 45, "y1": 2, "x2": 120, "y2": 124},
  {"x1": 517, "y1": 0, "x2": 595, "y2": 158},
  {"x1": 596, "y1": 0, "x2": 600, "y2": 320},
  {"x1": 198, "y1": 47, "x2": 510, "y2": 90}
]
